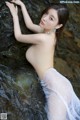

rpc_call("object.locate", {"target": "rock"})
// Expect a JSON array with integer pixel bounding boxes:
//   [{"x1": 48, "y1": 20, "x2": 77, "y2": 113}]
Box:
[
  {"x1": 0, "y1": 64, "x2": 47, "y2": 120},
  {"x1": 75, "y1": 37, "x2": 80, "y2": 48},
  {"x1": 54, "y1": 57, "x2": 73, "y2": 79}
]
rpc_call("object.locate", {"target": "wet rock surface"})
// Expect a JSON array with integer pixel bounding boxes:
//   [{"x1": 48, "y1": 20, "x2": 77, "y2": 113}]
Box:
[{"x1": 0, "y1": 0, "x2": 80, "y2": 120}]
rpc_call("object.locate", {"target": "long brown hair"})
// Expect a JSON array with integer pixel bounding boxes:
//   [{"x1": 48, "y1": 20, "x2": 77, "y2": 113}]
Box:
[{"x1": 41, "y1": 3, "x2": 69, "y2": 40}]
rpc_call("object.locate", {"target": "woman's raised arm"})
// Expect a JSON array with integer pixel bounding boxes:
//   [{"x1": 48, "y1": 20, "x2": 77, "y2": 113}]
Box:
[
  {"x1": 5, "y1": 2, "x2": 46, "y2": 44},
  {"x1": 11, "y1": 0, "x2": 43, "y2": 33}
]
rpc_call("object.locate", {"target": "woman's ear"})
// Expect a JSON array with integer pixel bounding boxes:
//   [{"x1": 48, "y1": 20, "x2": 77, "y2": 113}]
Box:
[{"x1": 56, "y1": 24, "x2": 63, "y2": 29}]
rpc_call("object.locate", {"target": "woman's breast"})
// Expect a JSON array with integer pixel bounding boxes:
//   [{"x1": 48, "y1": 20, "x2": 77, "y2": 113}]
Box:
[{"x1": 26, "y1": 46, "x2": 35, "y2": 65}]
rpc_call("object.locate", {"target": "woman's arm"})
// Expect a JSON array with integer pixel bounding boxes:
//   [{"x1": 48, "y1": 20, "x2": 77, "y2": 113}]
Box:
[
  {"x1": 6, "y1": 2, "x2": 45, "y2": 44},
  {"x1": 11, "y1": 0, "x2": 43, "y2": 33}
]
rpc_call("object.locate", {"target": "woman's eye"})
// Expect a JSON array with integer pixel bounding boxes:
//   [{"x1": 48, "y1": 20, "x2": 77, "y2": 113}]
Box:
[{"x1": 50, "y1": 17, "x2": 53, "y2": 21}]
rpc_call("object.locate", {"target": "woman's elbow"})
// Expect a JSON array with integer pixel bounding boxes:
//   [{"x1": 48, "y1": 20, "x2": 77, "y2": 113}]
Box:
[{"x1": 15, "y1": 34, "x2": 22, "y2": 42}]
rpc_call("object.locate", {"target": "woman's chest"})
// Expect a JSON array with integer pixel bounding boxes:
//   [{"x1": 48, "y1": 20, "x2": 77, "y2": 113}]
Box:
[{"x1": 26, "y1": 46, "x2": 35, "y2": 64}]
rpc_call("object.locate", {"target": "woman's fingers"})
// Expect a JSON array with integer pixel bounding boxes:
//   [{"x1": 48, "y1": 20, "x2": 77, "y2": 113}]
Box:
[
  {"x1": 11, "y1": 0, "x2": 22, "y2": 6},
  {"x1": 5, "y1": 1, "x2": 12, "y2": 7},
  {"x1": 12, "y1": 0, "x2": 15, "y2": 1},
  {"x1": 5, "y1": 1, "x2": 18, "y2": 17},
  {"x1": 5, "y1": 1, "x2": 16, "y2": 10},
  {"x1": 5, "y1": 2, "x2": 14, "y2": 9},
  {"x1": 11, "y1": 0, "x2": 19, "y2": 3},
  {"x1": 11, "y1": 0, "x2": 16, "y2": 4},
  {"x1": 11, "y1": 0, "x2": 16, "y2": 3}
]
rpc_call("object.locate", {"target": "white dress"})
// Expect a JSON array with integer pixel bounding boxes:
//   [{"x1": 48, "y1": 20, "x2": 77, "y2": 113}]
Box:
[{"x1": 40, "y1": 68, "x2": 80, "y2": 120}]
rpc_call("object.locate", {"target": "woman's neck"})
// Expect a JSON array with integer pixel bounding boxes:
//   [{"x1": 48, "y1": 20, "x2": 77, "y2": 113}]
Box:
[{"x1": 43, "y1": 28, "x2": 56, "y2": 34}]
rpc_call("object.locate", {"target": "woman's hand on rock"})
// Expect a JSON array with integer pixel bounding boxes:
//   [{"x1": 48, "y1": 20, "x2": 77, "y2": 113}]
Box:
[
  {"x1": 11, "y1": 0, "x2": 23, "y2": 6},
  {"x1": 5, "y1": 2, "x2": 18, "y2": 18}
]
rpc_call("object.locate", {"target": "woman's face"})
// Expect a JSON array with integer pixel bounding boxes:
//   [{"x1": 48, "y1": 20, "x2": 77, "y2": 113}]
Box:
[{"x1": 39, "y1": 8, "x2": 59, "y2": 32}]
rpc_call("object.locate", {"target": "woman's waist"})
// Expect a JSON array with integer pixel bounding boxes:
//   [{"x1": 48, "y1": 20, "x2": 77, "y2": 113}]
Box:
[{"x1": 34, "y1": 64, "x2": 54, "y2": 80}]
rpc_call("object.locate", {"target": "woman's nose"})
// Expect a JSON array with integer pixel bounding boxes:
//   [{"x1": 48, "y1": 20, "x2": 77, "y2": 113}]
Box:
[{"x1": 43, "y1": 16, "x2": 48, "y2": 21}]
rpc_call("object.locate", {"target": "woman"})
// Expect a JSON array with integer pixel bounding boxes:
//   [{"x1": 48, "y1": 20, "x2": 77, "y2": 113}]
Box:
[{"x1": 5, "y1": 0, "x2": 80, "y2": 120}]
